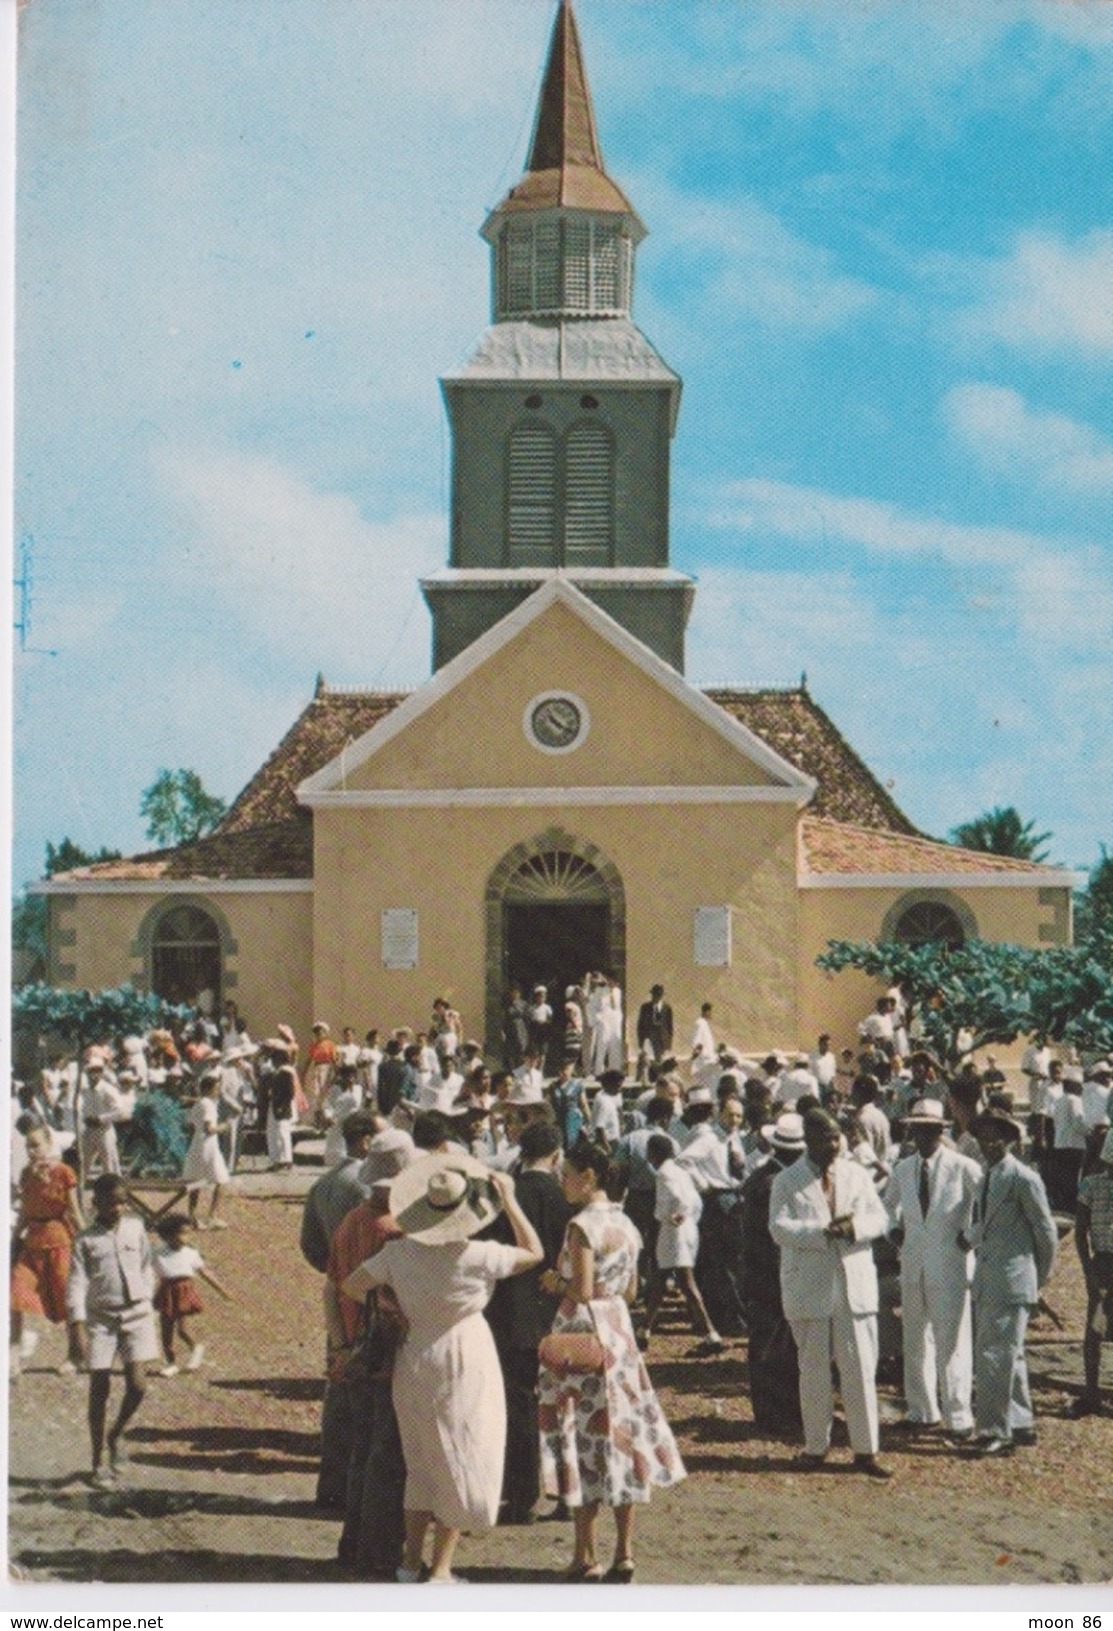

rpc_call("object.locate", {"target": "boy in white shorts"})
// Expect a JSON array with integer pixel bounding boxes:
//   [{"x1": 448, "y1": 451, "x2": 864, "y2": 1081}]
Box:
[{"x1": 66, "y1": 1174, "x2": 158, "y2": 1488}]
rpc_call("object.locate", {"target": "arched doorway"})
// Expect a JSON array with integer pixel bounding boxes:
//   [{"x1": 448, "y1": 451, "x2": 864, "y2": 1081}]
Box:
[
  {"x1": 148, "y1": 903, "x2": 224, "y2": 1009},
  {"x1": 485, "y1": 829, "x2": 626, "y2": 1057}
]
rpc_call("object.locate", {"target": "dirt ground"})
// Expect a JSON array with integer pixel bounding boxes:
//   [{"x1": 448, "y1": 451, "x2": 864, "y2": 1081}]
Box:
[{"x1": 8, "y1": 1160, "x2": 1113, "y2": 1594}]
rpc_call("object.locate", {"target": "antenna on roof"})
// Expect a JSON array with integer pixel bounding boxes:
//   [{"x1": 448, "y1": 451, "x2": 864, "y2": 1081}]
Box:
[{"x1": 13, "y1": 535, "x2": 59, "y2": 657}]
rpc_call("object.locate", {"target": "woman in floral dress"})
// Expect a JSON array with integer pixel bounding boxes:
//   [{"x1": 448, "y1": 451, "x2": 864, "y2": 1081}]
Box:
[{"x1": 539, "y1": 1138, "x2": 685, "y2": 1582}]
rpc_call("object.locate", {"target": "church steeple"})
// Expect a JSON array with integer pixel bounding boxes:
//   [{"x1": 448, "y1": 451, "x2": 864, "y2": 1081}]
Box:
[
  {"x1": 425, "y1": 0, "x2": 694, "y2": 674},
  {"x1": 482, "y1": 0, "x2": 644, "y2": 321},
  {"x1": 500, "y1": 0, "x2": 641, "y2": 223}
]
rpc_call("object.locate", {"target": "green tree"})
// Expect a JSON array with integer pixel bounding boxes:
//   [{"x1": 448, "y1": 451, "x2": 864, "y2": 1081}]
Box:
[
  {"x1": 11, "y1": 984, "x2": 193, "y2": 1182},
  {"x1": 44, "y1": 837, "x2": 122, "y2": 876},
  {"x1": 1075, "y1": 846, "x2": 1113, "y2": 942},
  {"x1": 949, "y1": 805, "x2": 1052, "y2": 862},
  {"x1": 817, "y1": 930, "x2": 1113, "y2": 1066},
  {"x1": 140, "y1": 768, "x2": 227, "y2": 847}
]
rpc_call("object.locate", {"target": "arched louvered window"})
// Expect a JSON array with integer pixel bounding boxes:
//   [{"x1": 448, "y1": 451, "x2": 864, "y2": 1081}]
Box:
[
  {"x1": 564, "y1": 421, "x2": 614, "y2": 564},
  {"x1": 507, "y1": 421, "x2": 558, "y2": 563}
]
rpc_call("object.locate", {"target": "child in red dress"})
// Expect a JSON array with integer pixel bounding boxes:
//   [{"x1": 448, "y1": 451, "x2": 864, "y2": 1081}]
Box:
[{"x1": 152, "y1": 1213, "x2": 231, "y2": 1377}]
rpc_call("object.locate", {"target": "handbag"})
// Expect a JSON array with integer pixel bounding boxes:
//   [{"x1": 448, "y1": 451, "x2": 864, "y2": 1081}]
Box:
[{"x1": 538, "y1": 1328, "x2": 605, "y2": 1377}]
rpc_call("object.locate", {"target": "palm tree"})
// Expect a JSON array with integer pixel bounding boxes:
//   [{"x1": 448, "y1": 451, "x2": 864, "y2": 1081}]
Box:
[{"x1": 949, "y1": 805, "x2": 1052, "y2": 862}]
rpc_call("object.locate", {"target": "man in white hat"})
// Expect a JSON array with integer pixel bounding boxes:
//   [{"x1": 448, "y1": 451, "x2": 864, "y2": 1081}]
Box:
[
  {"x1": 885, "y1": 1098, "x2": 982, "y2": 1438},
  {"x1": 770, "y1": 1108, "x2": 891, "y2": 1477}
]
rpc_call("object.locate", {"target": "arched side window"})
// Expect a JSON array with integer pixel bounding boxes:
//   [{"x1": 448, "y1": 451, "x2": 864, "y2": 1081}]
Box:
[
  {"x1": 882, "y1": 891, "x2": 977, "y2": 948},
  {"x1": 507, "y1": 421, "x2": 559, "y2": 563},
  {"x1": 564, "y1": 421, "x2": 614, "y2": 565}
]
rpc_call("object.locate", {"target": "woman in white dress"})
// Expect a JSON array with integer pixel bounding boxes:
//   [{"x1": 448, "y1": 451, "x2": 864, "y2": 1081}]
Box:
[
  {"x1": 343, "y1": 1151, "x2": 543, "y2": 1583},
  {"x1": 183, "y1": 1071, "x2": 238, "y2": 1229}
]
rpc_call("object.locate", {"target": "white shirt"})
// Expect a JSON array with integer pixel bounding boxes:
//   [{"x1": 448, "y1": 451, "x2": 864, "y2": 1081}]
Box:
[
  {"x1": 690, "y1": 1017, "x2": 715, "y2": 1063},
  {"x1": 676, "y1": 1122, "x2": 735, "y2": 1192},
  {"x1": 1081, "y1": 1079, "x2": 1111, "y2": 1130},
  {"x1": 1051, "y1": 1093, "x2": 1088, "y2": 1151}
]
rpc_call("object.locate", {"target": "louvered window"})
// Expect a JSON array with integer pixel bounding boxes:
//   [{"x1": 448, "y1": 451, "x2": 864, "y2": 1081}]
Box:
[
  {"x1": 508, "y1": 422, "x2": 558, "y2": 562},
  {"x1": 592, "y1": 222, "x2": 622, "y2": 310},
  {"x1": 502, "y1": 224, "x2": 533, "y2": 315},
  {"x1": 562, "y1": 219, "x2": 592, "y2": 310},
  {"x1": 535, "y1": 219, "x2": 562, "y2": 310},
  {"x1": 564, "y1": 422, "x2": 613, "y2": 563}
]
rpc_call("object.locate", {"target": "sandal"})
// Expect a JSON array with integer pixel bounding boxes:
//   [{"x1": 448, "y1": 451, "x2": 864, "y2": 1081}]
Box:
[{"x1": 605, "y1": 1558, "x2": 635, "y2": 1583}]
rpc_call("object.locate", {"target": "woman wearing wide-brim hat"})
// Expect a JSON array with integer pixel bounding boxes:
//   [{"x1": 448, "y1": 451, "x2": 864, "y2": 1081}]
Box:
[{"x1": 342, "y1": 1149, "x2": 543, "y2": 1583}]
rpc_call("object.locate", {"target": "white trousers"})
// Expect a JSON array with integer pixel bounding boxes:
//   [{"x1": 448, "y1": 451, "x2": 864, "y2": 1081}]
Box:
[
  {"x1": 267, "y1": 1111, "x2": 293, "y2": 1166},
  {"x1": 973, "y1": 1297, "x2": 1033, "y2": 1440},
  {"x1": 790, "y1": 1283, "x2": 879, "y2": 1457},
  {"x1": 83, "y1": 1123, "x2": 120, "y2": 1177},
  {"x1": 901, "y1": 1266, "x2": 974, "y2": 1430}
]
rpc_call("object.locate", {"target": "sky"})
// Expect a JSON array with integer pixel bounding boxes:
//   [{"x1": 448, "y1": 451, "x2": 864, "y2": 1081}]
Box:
[{"x1": 10, "y1": 0, "x2": 1113, "y2": 889}]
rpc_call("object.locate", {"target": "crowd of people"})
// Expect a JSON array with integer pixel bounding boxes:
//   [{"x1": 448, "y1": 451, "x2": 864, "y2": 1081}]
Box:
[{"x1": 9, "y1": 979, "x2": 1113, "y2": 1582}]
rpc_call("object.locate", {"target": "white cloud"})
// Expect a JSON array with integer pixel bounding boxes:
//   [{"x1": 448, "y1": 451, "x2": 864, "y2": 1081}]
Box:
[
  {"x1": 633, "y1": 176, "x2": 876, "y2": 334},
  {"x1": 944, "y1": 382, "x2": 1113, "y2": 497},
  {"x1": 156, "y1": 447, "x2": 444, "y2": 685},
  {"x1": 961, "y1": 230, "x2": 1113, "y2": 358},
  {"x1": 711, "y1": 478, "x2": 1034, "y2": 569},
  {"x1": 686, "y1": 567, "x2": 881, "y2": 686}
]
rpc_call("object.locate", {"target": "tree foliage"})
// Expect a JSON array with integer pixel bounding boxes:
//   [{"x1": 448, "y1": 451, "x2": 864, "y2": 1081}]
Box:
[
  {"x1": 44, "y1": 838, "x2": 123, "y2": 876},
  {"x1": 949, "y1": 805, "x2": 1052, "y2": 863},
  {"x1": 817, "y1": 929, "x2": 1113, "y2": 1065},
  {"x1": 140, "y1": 768, "x2": 226, "y2": 847},
  {"x1": 12, "y1": 983, "x2": 192, "y2": 1051},
  {"x1": 1075, "y1": 846, "x2": 1113, "y2": 943}
]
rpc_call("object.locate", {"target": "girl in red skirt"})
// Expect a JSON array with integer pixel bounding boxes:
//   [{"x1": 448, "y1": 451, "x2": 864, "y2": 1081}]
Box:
[
  {"x1": 10, "y1": 1126, "x2": 84, "y2": 1374},
  {"x1": 152, "y1": 1214, "x2": 231, "y2": 1376}
]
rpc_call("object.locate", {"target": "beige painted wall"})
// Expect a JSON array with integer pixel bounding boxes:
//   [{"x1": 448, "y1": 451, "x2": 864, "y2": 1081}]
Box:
[
  {"x1": 47, "y1": 890, "x2": 314, "y2": 1040},
  {"x1": 346, "y1": 598, "x2": 778, "y2": 792},
  {"x1": 312, "y1": 800, "x2": 801, "y2": 1056},
  {"x1": 798, "y1": 884, "x2": 1072, "y2": 1054}
]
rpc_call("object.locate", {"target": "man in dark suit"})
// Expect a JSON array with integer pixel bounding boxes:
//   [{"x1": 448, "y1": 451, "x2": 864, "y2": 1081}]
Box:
[
  {"x1": 965, "y1": 1109, "x2": 1058, "y2": 1456},
  {"x1": 484, "y1": 1121, "x2": 572, "y2": 1523},
  {"x1": 636, "y1": 984, "x2": 674, "y2": 1084}
]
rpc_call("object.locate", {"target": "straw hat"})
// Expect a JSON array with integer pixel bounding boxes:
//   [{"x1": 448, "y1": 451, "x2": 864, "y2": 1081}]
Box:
[
  {"x1": 905, "y1": 1097, "x2": 948, "y2": 1125},
  {"x1": 389, "y1": 1151, "x2": 502, "y2": 1245}
]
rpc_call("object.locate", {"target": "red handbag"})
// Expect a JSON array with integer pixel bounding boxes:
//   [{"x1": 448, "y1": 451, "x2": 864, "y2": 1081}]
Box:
[{"x1": 539, "y1": 1329, "x2": 605, "y2": 1377}]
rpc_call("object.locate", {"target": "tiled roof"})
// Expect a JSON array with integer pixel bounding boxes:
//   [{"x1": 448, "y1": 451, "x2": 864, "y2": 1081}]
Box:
[
  {"x1": 52, "y1": 681, "x2": 923, "y2": 886},
  {"x1": 800, "y1": 817, "x2": 1053, "y2": 878},
  {"x1": 54, "y1": 821, "x2": 315, "y2": 883},
  {"x1": 218, "y1": 688, "x2": 408, "y2": 833},
  {"x1": 705, "y1": 687, "x2": 916, "y2": 835}
]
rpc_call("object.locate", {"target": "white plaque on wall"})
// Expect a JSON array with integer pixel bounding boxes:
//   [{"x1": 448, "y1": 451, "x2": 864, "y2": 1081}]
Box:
[
  {"x1": 694, "y1": 905, "x2": 731, "y2": 967},
  {"x1": 381, "y1": 908, "x2": 419, "y2": 970}
]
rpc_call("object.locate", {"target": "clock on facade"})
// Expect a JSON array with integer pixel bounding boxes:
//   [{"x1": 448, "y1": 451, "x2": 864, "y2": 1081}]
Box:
[{"x1": 525, "y1": 691, "x2": 589, "y2": 753}]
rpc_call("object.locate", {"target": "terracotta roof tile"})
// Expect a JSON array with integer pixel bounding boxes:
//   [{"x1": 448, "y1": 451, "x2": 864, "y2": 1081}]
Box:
[
  {"x1": 705, "y1": 687, "x2": 916, "y2": 834},
  {"x1": 800, "y1": 817, "x2": 1054, "y2": 878},
  {"x1": 54, "y1": 685, "x2": 951, "y2": 887}
]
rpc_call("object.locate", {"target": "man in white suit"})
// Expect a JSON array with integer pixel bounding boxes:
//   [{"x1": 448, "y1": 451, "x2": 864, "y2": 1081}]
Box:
[
  {"x1": 885, "y1": 1098, "x2": 981, "y2": 1437},
  {"x1": 965, "y1": 1109, "x2": 1058, "y2": 1457},
  {"x1": 770, "y1": 1107, "x2": 892, "y2": 1477}
]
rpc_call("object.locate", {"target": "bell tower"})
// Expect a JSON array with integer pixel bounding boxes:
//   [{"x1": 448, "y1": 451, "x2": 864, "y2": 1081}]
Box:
[{"x1": 423, "y1": 0, "x2": 694, "y2": 671}]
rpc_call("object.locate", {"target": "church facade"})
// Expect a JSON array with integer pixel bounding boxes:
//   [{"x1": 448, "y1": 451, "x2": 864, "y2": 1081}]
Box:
[{"x1": 38, "y1": 2, "x2": 1073, "y2": 1058}]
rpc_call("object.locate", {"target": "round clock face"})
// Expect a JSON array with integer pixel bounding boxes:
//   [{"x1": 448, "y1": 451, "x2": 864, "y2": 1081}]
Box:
[{"x1": 531, "y1": 695, "x2": 582, "y2": 750}]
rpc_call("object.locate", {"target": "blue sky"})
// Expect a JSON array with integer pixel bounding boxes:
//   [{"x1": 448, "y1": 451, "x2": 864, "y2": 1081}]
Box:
[{"x1": 11, "y1": 0, "x2": 1113, "y2": 888}]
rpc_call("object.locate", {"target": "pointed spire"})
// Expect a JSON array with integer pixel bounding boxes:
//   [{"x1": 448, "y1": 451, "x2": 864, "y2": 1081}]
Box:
[
  {"x1": 527, "y1": 0, "x2": 604, "y2": 176},
  {"x1": 492, "y1": 0, "x2": 641, "y2": 225}
]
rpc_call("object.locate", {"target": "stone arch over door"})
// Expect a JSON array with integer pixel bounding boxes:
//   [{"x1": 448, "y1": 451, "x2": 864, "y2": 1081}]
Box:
[
  {"x1": 485, "y1": 828, "x2": 626, "y2": 1059},
  {"x1": 131, "y1": 895, "x2": 239, "y2": 1009},
  {"x1": 881, "y1": 889, "x2": 978, "y2": 947}
]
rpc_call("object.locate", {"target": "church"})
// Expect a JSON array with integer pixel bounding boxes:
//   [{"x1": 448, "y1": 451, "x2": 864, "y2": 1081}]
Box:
[{"x1": 38, "y1": 1, "x2": 1073, "y2": 1057}]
